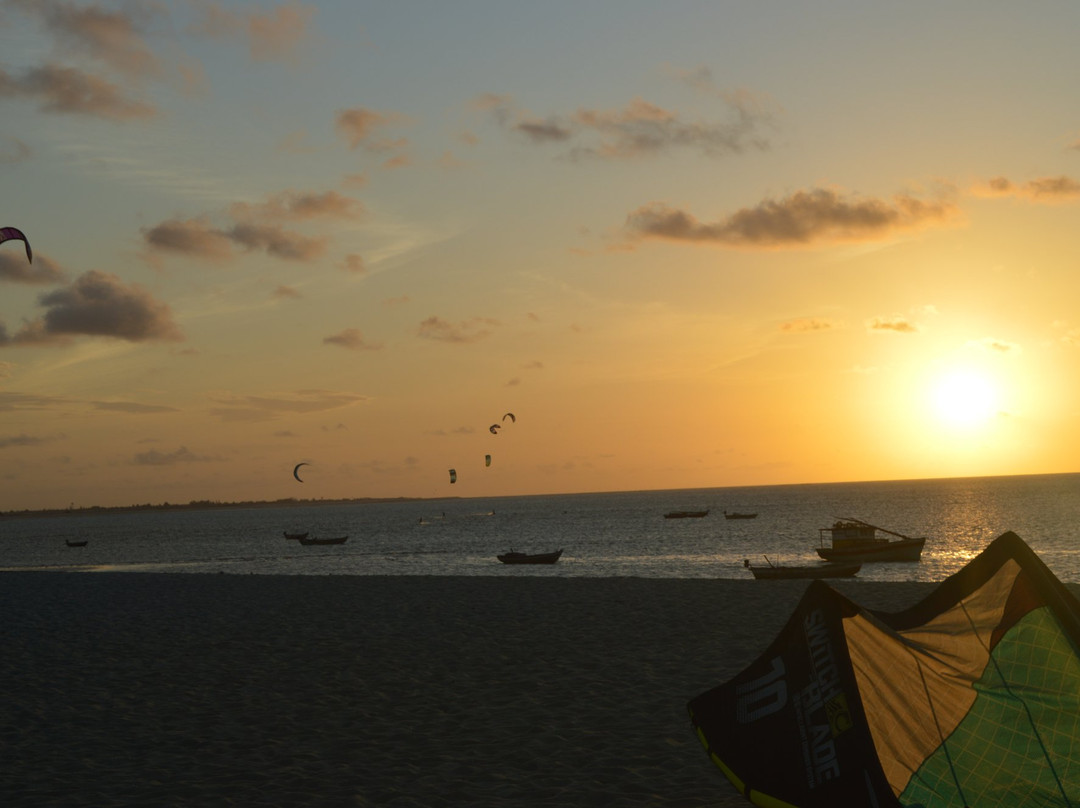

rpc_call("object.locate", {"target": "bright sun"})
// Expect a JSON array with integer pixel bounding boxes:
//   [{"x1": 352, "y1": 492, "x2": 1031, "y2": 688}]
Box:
[{"x1": 929, "y1": 369, "x2": 999, "y2": 429}]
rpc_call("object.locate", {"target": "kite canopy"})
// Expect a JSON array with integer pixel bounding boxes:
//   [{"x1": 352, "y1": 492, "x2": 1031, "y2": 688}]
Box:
[
  {"x1": 688, "y1": 531, "x2": 1080, "y2": 808},
  {"x1": 0, "y1": 226, "x2": 32, "y2": 263}
]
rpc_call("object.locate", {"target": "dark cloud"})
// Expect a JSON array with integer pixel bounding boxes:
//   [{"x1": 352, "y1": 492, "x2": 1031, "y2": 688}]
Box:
[
  {"x1": 323, "y1": 328, "x2": 382, "y2": 350},
  {"x1": 0, "y1": 63, "x2": 155, "y2": 120},
  {"x1": 142, "y1": 218, "x2": 234, "y2": 260},
  {"x1": 28, "y1": 270, "x2": 182, "y2": 343},
  {"x1": 417, "y1": 316, "x2": 499, "y2": 344},
  {"x1": 0, "y1": 253, "x2": 66, "y2": 285},
  {"x1": 626, "y1": 188, "x2": 957, "y2": 248},
  {"x1": 225, "y1": 223, "x2": 326, "y2": 261},
  {"x1": 133, "y1": 446, "x2": 218, "y2": 466},
  {"x1": 0, "y1": 432, "x2": 60, "y2": 448},
  {"x1": 0, "y1": 391, "x2": 68, "y2": 411}
]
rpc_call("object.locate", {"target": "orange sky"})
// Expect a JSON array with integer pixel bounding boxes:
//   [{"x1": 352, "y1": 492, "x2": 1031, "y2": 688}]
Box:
[{"x1": 2, "y1": 2, "x2": 1079, "y2": 510}]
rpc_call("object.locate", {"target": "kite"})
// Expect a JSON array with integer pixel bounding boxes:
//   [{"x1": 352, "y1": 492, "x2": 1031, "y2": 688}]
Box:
[
  {"x1": 292, "y1": 462, "x2": 309, "y2": 482},
  {"x1": 448, "y1": 468, "x2": 457, "y2": 484},
  {"x1": 485, "y1": 454, "x2": 491, "y2": 467},
  {"x1": 489, "y1": 424, "x2": 501, "y2": 435},
  {"x1": 0, "y1": 226, "x2": 32, "y2": 263},
  {"x1": 502, "y1": 412, "x2": 515, "y2": 423},
  {"x1": 688, "y1": 531, "x2": 1080, "y2": 807}
]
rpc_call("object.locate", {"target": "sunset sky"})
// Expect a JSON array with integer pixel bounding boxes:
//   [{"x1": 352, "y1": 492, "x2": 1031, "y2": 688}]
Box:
[{"x1": 2, "y1": 1, "x2": 1080, "y2": 511}]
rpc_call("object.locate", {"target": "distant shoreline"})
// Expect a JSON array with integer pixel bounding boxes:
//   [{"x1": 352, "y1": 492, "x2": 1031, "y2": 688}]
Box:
[{"x1": 0, "y1": 496, "x2": 458, "y2": 520}]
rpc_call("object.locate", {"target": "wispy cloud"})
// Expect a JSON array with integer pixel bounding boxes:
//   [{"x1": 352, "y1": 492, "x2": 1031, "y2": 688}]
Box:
[
  {"x1": 186, "y1": 1, "x2": 317, "y2": 65},
  {"x1": 0, "y1": 63, "x2": 156, "y2": 120},
  {"x1": 625, "y1": 188, "x2": 958, "y2": 249},
  {"x1": 207, "y1": 389, "x2": 368, "y2": 422},
  {"x1": 92, "y1": 401, "x2": 180, "y2": 414},
  {"x1": 967, "y1": 337, "x2": 1021, "y2": 354},
  {"x1": 867, "y1": 315, "x2": 919, "y2": 334},
  {"x1": 133, "y1": 446, "x2": 220, "y2": 465},
  {"x1": 975, "y1": 175, "x2": 1080, "y2": 202},
  {"x1": 476, "y1": 89, "x2": 773, "y2": 161},
  {"x1": 0, "y1": 253, "x2": 66, "y2": 285},
  {"x1": 781, "y1": 318, "x2": 842, "y2": 333},
  {"x1": 0, "y1": 136, "x2": 32, "y2": 164}
]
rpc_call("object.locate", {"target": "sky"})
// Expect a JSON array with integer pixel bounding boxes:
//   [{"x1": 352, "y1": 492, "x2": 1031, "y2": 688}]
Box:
[{"x1": 2, "y1": 1, "x2": 1080, "y2": 511}]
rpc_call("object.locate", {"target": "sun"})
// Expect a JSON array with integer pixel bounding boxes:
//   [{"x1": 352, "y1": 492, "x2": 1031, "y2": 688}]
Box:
[{"x1": 928, "y1": 369, "x2": 1000, "y2": 430}]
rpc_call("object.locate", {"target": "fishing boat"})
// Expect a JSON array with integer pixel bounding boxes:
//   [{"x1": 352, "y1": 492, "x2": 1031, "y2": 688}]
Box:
[
  {"x1": 816, "y1": 518, "x2": 926, "y2": 562},
  {"x1": 283, "y1": 531, "x2": 308, "y2": 540},
  {"x1": 664, "y1": 510, "x2": 710, "y2": 519},
  {"x1": 724, "y1": 510, "x2": 758, "y2": 520},
  {"x1": 497, "y1": 549, "x2": 563, "y2": 564},
  {"x1": 65, "y1": 539, "x2": 88, "y2": 547},
  {"x1": 744, "y1": 557, "x2": 860, "y2": 580},
  {"x1": 298, "y1": 535, "x2": 348, "y2": 546}
]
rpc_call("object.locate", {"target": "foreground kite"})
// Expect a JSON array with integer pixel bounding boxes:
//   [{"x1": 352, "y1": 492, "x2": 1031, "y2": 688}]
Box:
[
  {"x1": 0, "y1": 226, "x2": 32, "y2": 262},
  {"x1": 689, "y1": 531, "x2": 1080, "y2": 807}
]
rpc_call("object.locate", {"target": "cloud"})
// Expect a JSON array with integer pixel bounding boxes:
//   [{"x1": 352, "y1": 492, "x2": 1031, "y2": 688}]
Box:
[
  {"x1": 229, "y1": 190, "x2": 365, "y2": 222},
  {"x1": 478, "y1": 92, "x2": 772, "y2": 160},
  {"x1": 187, "y1": 1, "x2": 316, "y2": 65},
  {"x1": 0, "y1": 433, "x2": 62, "y2": 449},
  {"x1": 625, "y1": 188, "x2": 957, "y2": 248},
  {"x1": 91, "y1": 401, "x2": 180, "y2": 414},
  {"x1": 207, "y1": 389, "x2": 368, "y2": 421},
  {"x1": 975, "y1": 175, "x2": 1080, "y2": 202},
  {"x1": 142, "y1": 218, "x2": 234, "y2": 261},
  {"x1": 272, "y1": 285, "x2": 301, "y2": 299},
  {"x1": 781, "y1": 318, "x2": 841, "y2": 333},
  {"x1": 335, "y1": 107, "x2": 409, "y2": 151},
  {"x1": 867, "y1": 315, "x2": 918, "y2": 334},
  {"x1": 322, "y1": 328, "x2": 382, "y2": 350},
  {"x1": 10, "y1": 0, "x2": 163, "y2": 78},
  {"x1": 13, "y1": 270, "x2": 184, "y2": 343},
  {"x1": 0, "y1": 63, "x2": 156, "y2": 120},
  {"x1": 341, "y1": 254, "x2": 365, "y2": 274},
  {"x1": 0, "y1": 253, "x2": 67, "y2": 285},
  {"x1": 0, "y1": 136, "x2": 32, "y2": 164},
  {"x1": 133, "y1": 446, "x2": 218, "y2": 466},
  {"x1": 225, "y1": 223, "x2": 326, "y2": 260},
  {"x1": 967, "y1": 337, "x2": 1021, "y2": 354},
  {"x1": 417, "y1": 315, "x2": 499, "y2": 344}
]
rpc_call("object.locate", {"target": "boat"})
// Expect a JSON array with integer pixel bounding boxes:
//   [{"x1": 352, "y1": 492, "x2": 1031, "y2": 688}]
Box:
[
  {"x1": 816, "y1": 517, "x2": 926, "y2": 562},
  {"x1": 297, "y1": 535, "x2": 348, "y2": 546},
  {"x1": 744, "y1": 557, "x2": 860, "y2": 580},
  {"x1": 724, "y1": 510, "x2": 758, "y2": 520},
  {"x1": 664, "y1": 510, "x2": 710, "y2": 519},
  {"x1": 497, "y1": 549, "x2": 563, "y2": 564},
  {"x1": 283, "y1": 531, "x2": 309, "y2": 540},
  {"x1": 65, "y1": 539, "x2": 88, "y2": 547}
]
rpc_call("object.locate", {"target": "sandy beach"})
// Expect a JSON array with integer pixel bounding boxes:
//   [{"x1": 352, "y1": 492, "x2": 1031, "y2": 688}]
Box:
[{"x1": 5, "y1": 573, "x2": 1056, "y2": 807}]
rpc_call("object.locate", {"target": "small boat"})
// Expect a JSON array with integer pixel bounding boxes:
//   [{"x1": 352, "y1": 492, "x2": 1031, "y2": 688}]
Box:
[
  {"x1": 298, "y1": 535, "x2": 348, "y2": 546},
  {"x1": 664, "y1": 510, "x2": 710, "y2": 519},
  {"x1": 65, "y1": 539, "x2": 88, "y2": 547},
  {"x1": 283, "y1": 531, "x2": 309, "y2": 540},
  {"x1": 744, "y1": 557, "x2": 860, "y2": 580},
  {"x1": 497, "y1": 548, "x2": 563, "y2": 564},
  {"x1": 724, "y1": 510, "x2": 758, "y2": 520},
  {"x1": 816, "y1": 518, "x2": 926, "y2": 563}
]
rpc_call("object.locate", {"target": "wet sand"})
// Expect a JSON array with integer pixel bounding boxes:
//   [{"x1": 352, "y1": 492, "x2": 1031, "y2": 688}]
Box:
[{"x1": 1, "y1": 573, "x2": 966, "y2": 806}]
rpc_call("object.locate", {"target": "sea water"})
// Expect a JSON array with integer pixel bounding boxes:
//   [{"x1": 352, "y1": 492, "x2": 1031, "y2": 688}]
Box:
[{"x1": 1, "y1": 473, "x2": 1079, "y2": 582}]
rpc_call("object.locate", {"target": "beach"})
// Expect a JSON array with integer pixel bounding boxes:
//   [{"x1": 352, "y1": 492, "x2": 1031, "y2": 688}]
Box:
[{"x1": 0, "y1": 573, "x2": 1032, "y2": 807}]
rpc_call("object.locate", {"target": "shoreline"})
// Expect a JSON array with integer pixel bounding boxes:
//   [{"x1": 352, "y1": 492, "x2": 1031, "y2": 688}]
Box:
[{"x1": 4, "y1": 574, "x2": 1076, "y2": 806}]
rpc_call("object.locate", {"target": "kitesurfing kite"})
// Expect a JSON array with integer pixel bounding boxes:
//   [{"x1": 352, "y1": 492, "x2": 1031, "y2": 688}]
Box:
[
  {"x1": 448, "y1": 468, "x2": 457, "y2": 484},
  {"x1": 502, "y1": 412, "x2": 515, "y2": 423},
  {"x1": 0, "y1": 226, "x2": 32, "y2": 263},
  {"x1": 485, "y1": 454, "x2": 491, "y2": 467},
  {"x1": 688, "y1": 531, "x2": 1080, "y2": 807},
  {"x1": 292, "y1": 462, "x2": 309, "y2": 482},
  {"x1": 489, "y1": 424, "x2": 501, "y2": 435}
]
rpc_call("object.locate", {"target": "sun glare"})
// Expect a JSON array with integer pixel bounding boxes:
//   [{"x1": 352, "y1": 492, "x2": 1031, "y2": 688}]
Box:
[{"x1": 929, "y1": 369, "x2": 999, "y2": 430}]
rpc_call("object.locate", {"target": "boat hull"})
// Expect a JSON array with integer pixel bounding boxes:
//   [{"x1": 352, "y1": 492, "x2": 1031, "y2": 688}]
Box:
[
  {"x1": 497, "y1": 549, "x2": 563, "y2": 564},
  {"x1": 816, "y1": 537, "x2": 925, "y2": 563},
  {"x1": 664, "y1": 510, "x2": 709, "y2": 519},
  {"x1": 749, "y1": 562, "x2": 861, "y2": 580},
  {"x1": 298, "y1": 535, "x2": 348, "y2": 546}
]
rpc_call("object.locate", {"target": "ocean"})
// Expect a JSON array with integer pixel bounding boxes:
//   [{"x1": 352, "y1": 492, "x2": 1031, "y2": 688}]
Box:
[{"x1": 2, "y1": 473, "x2": 1079, "y2": 583}]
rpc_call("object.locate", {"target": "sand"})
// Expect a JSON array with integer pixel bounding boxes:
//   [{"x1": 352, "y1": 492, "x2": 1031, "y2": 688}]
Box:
[{"x1": 0, "y1": 574, "x2": 956, "y2": 806}]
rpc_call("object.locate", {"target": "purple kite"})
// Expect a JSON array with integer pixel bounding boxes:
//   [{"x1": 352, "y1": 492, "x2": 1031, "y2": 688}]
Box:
[{"x1": 0, "y1": 227, "x2": 32, "y2": 263}]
